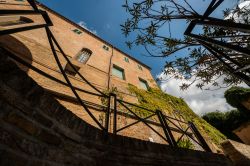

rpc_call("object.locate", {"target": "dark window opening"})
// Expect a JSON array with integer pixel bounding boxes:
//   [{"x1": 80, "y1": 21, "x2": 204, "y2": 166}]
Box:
[
  {"x1": 112, "y1": 65, "x2": 125, "y2": 80},
  {"x1": 124, "y1": 57, "x2": 129, "y2": 63},
  {"x1": 103, "y1": 45, "x2": 109, "y2": 51},
  {"x1": 64, "y1": 63, "x2": 80, "y2": 76},
  {"x1": 138, "y1": 65, "x2": 143, "y2": 71},
  {"x1": 139, "y1": 78, "x2": 149, "y2": 90},
  {"x1": 0, "y1": 16, "x2": 33, "y2": 27},
  {"x1": 72, "y1": 29, "x2": 82, "y2": 34}
]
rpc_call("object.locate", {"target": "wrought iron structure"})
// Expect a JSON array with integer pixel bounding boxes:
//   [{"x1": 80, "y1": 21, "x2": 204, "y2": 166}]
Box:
[
  {"x1": 0, "y1": 0, "x2": 212, "y2": 152},
  {"x1": 185, "y1": 0, "x2": 250, "y2": 86}
]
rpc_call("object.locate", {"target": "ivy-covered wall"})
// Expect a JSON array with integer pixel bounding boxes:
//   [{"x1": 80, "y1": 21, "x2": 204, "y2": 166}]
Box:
[{"x1": 127, "y1": 84, "x2": 226, "y2": 146}]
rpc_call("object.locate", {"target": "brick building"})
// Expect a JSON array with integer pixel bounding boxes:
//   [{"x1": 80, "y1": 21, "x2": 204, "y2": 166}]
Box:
[
  {"x1": 0, "y1": 0, "x2": 221, "y2": 150},
  {"x1": 0, "y1": 0, "x2": 166, "y2": 141}
]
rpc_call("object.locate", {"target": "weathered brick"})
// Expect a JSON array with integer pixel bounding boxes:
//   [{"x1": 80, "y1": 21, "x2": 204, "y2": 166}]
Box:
[
  {"x1": 5, "y1": 112, "x2": 39, "y2": 135},
  {"x1": 26, "y1": 87, "x2": 45, "y2": 106},
  {"x1": 37, "y1": 129, "x2": 62, "y2": 146},
  {"x1": 0, "y1": 151, "x2": 29, "y2": 166},
  {"x1": 39, "y1": 95, "x2": 60, "y2": 116},
  {"x1": 0, "y1": 3, "x2": 234, "y2": 165},
  {"x1": 33, "y1": 112, "x2": 53, "y2": 128}
]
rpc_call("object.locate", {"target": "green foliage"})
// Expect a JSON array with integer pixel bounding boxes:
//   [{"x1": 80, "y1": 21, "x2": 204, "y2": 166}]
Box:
[
  {"x1": 225, "y1": 86, "x2": 250, "y2": 116},
  {"x1": 225, "y1": 86, "x2": 250, "y2": 108},
  {"x1": 177, "y1": 138, "x2": 194, "y2": 149},
  {"x1": 202, "y1": 110, "x2": 249, "y2": 141},
  {"x1": 122, "y1": 0, "x2": 249, "y2": 90},
  {"x1": 128, "y1": 84, "x2": 226, "y2": 146},
  {"x1": 99, "y1": 87, "x2": 123, "y2": 106}
]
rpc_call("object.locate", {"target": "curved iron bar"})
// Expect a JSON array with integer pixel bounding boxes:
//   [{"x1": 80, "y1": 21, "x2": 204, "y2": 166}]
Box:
[
  {"x1": 0, "y1": 0, "x2": 212, "y2": 151},
  {"x1": 45, "y1": 27, "x2": 105, "y2": 130},
  {"x1": 48, "y1": 30, "x2": 108, "y2": 97},
  {"x1": 0, "y1": 47, "x2": 105, "y2": 97},
  {"x1": 184, "y1": 0, "x2": 250, "y2": 86}
]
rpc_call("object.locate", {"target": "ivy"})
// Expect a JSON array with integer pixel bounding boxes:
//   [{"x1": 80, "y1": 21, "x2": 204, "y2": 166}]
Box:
[
  {"x1": 127, "y1": 84, "x2": 226, "y2": 146},
  {"x1": 177, "y1": 138, "x2": 194, "y2": 150}
]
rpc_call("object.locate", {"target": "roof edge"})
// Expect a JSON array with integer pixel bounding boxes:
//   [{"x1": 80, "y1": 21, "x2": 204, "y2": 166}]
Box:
[{"x1": 36, "y1": 2, "x2": 151, "y2": 70}]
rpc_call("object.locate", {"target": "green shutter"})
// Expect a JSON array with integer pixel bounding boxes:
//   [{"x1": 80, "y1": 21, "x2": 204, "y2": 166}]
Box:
[
  {"x1": 124, "y1": 57, "x2": 129, "y2": 63},
  {"x1": 103, "y1": 45, "x2": 109, "y2": 51},
  {"x1": 138, "y1": 65, "x2": 143, "y2": 70},
  {"x1": 72, "y1": 29, "x2": 82, "y2": 35}
]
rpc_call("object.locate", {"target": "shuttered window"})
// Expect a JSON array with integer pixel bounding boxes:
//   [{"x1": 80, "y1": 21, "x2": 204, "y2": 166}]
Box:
[
  {"x1": 124, "y1": 57, "x2": 129, "y2": 63},
  {"x1": 0, "y1": 16, "x2": 33, "y2": 27}
]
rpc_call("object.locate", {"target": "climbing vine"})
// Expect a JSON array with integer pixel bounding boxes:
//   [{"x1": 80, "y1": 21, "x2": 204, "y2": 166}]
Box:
[{"x1": 127, "y1": 84, "x2": 226, "y2": 146}]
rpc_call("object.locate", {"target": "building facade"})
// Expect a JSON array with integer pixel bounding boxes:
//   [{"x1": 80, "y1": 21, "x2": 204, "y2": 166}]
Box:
[
  {"x1": 0, "y1": 1, "x2": 223, "y2": 151},
  {"x1": 0, "y1": 0, "x2": 167, "y2": 142}
]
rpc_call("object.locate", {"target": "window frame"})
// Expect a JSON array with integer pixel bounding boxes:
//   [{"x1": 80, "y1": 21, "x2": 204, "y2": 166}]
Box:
[
  {"x1": 103, "y1": 45, "x2": 109, "y2": 51},
  {"x1": 112, "y1": 64, "x2": 125, "y2": 80},
  {"x1": 138, "y1": 64, "x2": 143, "y2": 71},
  {"x1": 72, "y1": 29, "x2": 82, "y2": 35},
  {"x1": 124, "y1": 57, "x2": 129, "y2": 63},
  {"x1": 0, "y1": 16, "x2": 33, "y2": 27},
  {"x1": 75, "y1": 48, "x2": 92, "y2": 64},
  {"x1": 64, "y1": 63, "x2": 80, "y2": 76},
  {"x1": 139, "y1": 78, "x2": 149, "y2": 90}
]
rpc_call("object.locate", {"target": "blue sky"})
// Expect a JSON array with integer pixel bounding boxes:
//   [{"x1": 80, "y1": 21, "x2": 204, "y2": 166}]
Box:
[
  {"x1": 38, "y1": 0, "x2": 237, "y2": 78},
  {"x1": 37, "y1": 0, "x2": 242, "y2": 114}
]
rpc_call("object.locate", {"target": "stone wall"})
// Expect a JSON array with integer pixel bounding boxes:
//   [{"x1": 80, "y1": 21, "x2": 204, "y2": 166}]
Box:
[
  {"x1": 0, "y1": 46, "x2": 205, "y2": 148},
  {"x1": 0, "y1": 47, "x2": 233, "y2": 166},
  {"x1": 233, "y1": 122, "x2": 250, "y2": 145},
  {"x1": 221, "y1": 140, "x2": 250, "y2": 166}
]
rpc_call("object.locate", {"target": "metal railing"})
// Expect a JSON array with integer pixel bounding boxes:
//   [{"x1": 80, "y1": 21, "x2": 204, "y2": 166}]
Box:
[
  {"x1": 0, "y1": 0, "x2": 212, "y2": 152},
  {"x1": 107, "y1": 95, "x2": 212, "y2": 151}
]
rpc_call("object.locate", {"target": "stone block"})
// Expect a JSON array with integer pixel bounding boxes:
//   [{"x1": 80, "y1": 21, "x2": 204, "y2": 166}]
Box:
[
  {"x1": 33, "y1": 112, "x2": 53, "y2": 128},
  {"x1": 5, "y1": 112, "x2": 39, "y2": 135},
  {"x1": 37, "y1": 129, "x2": 62, "y2": 146},
  {"x1": 0, "y1": 151, "x2": 29, "y2": 166}
]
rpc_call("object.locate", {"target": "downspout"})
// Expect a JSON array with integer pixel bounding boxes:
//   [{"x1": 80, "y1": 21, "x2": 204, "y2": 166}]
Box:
[{"x1": 107, "y1": 45, "x2": 114, "y2": 90}]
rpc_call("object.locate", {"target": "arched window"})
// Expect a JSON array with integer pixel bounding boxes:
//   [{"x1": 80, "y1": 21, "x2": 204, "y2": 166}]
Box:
[
  {"x1": 75, "y1": 48, "x2": 92, "y2": 63},
  {"x1": 0, "y1": 16, "x2": 34, "y2": 27}
]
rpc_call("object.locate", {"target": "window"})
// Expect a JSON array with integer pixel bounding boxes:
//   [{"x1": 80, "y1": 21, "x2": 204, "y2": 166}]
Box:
[
  {"x1": 0, "y1": 16, "x2": 33, "y2": 27},
  {"x1": 124, "y1": 57, "x2": 129, "y2": 63},
  {"x1": 103, "y1": 45, "x2": 109, "y2": 51},
  {"x1": 72, "y1": 29, "x2": 82, "y2": 35},
  {"x1": 75, "y1": 48, "x2": 92, "y2": 63},
  {"x1": 64, "y1": 63, "x2": 80, "y2": 76},
  {"x1": 138, "y1": 65, "x2": 143, "y2": 71},
  {"x1": 139, "y1": 78, "x2": 149, "y2": 90},
  {"x1": 112, "y1": 65, "x2": 125, "y2": 80}
]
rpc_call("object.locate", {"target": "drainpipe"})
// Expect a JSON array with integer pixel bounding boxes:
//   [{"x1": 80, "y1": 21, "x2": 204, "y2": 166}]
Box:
[{"x1": 107, "y1": 45, "x2": 114, "y2": 90}]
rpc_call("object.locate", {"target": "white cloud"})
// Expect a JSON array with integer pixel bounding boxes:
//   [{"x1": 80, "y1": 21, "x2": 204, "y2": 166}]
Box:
[
  {"x1": 158, "y1": 72, "x2": 247, "y2": 116},
  {"x1": 78, "y1": 21, "x2": 98, "y2": 35}
]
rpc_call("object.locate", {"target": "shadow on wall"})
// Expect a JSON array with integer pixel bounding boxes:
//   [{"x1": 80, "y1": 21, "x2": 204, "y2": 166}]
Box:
[{"x1": 0, "y1": 34, "x2": 32, "y2": 73}]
